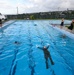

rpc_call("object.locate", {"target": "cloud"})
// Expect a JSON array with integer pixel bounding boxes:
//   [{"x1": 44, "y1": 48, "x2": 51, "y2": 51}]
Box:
[{"x1": 0, "y1": 0, "x2": 74, "y2": 14}]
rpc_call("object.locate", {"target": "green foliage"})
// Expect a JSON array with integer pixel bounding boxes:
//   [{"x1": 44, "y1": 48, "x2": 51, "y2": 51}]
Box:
[{"x1": 30, "y1": 15, "x2": 35, "y2": 20}]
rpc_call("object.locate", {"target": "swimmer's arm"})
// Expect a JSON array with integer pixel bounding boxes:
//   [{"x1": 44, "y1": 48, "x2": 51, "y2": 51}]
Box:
[
  {"x1": 46, "y1": 45, "x2": 50, "y2": 49},
  {"x1": 36, "y1": 45, "x2": 43, "y2": 50},
  {"x1": 38, "y1": 47, "x2": 43, "y2": 50}
]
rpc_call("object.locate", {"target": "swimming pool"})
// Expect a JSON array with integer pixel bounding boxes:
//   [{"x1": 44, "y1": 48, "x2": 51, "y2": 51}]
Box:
[{"x1": 0, "y1": 20, "x2": 74, "y2": 75}]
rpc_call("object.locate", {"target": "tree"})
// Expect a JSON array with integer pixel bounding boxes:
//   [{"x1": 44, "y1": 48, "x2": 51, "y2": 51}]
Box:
[{"x1": 30, "y1": 15, "x2": 35, "y2": 20}]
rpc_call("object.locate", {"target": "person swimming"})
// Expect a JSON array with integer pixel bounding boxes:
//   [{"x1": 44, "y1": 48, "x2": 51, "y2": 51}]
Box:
[
  {"x1": 37, "y1": 44, "x2": 54, "y2": 69},
  {"x1": 60, "y1": 34, "x2": 66, "y2": 38},
  {"x1": 34, "y1": 24, "x2": 37, "y2": 26},
  {"x1": 14, "y1": 41, "x2": 20, "y2": 45}
]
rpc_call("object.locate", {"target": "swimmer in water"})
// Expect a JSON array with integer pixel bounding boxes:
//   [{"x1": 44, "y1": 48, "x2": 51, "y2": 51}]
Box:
[
  {"x1": 37, "y1": 44, "x2": 54, "y2": 69},
  {"x1": 60, "y1": 34, "x2": 66, "y2": 38},
  {"x1": 14, "y1": 41, "x2": 20, "y2": 45}
]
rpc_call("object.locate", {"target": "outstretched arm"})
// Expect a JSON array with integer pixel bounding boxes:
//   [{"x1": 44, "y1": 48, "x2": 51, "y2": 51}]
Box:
[
  {"x1": 38, "y1": 47, "x2": 43, "y2": 50},
  {"x1": 46, "y1": 44, "x2": 50, "y2": 49},
  {"x1": 36, "y1": 45, "x2": 43, "y2": 50}
]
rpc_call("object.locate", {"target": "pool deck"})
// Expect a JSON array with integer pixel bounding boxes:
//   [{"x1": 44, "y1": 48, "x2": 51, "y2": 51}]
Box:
[{"x1": 57, "y1": 25, "x2": 74, "y2": 34}]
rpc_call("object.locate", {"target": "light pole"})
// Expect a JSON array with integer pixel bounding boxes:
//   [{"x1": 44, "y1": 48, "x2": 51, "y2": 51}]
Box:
[
  {"x1": 58, "y1": 7, "x2": 60, "y2": 11},
  {"x1": 17, "y1": 7, "x2": 18, "y2": 19},
  {"x1": 17, "y1": 7, "x2": 18, "y2": 14}
]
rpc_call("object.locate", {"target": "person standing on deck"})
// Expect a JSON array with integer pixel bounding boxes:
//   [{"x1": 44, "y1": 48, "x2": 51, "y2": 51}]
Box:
[
  {"x1": 37, "y1": 44, "x2": 54, "y2": 69},
  {"x1": 60, "y1": 18, "x2": 64, "y2": 29}
]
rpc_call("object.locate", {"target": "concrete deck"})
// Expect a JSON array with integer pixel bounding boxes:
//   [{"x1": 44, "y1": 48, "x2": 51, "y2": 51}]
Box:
[{"x1": 57, "y1": 25, "x2": 74, "y2": 34}]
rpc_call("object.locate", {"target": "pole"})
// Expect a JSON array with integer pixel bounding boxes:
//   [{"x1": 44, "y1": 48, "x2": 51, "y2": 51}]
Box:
[
  {"x1": 17, "y1": 7, "x2": 18, "y2": 15},
  {"x1": 17, "y1": 7, "x2": 18, "y2": 19}
]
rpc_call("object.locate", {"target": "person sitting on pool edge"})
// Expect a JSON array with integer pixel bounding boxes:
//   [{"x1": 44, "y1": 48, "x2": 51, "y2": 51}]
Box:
[
  {"x1": 68, "y1": 20, "x2": 74, "y2": 32},
  {"x1": 36, "y1": 44, "x2": 54, "y2": 69}
]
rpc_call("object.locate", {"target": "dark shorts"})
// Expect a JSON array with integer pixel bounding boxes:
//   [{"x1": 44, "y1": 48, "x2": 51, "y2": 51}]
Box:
[{"x1": 60, "y1": 22, "x2": 64, "y2": 26}]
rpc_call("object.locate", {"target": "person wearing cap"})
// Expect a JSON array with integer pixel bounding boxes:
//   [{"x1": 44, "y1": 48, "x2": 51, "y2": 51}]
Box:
[
  {"x1": 37, "y1": 44, "x2": 54, "y2": 69},
  {"x1": 68, "y1": 20, "x2": 74, "y2": 32}
]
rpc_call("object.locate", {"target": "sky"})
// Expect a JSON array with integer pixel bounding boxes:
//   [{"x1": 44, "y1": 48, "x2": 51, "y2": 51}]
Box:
[{"x1": 0, "y1": 0, "x2": 74, "y2": 15}]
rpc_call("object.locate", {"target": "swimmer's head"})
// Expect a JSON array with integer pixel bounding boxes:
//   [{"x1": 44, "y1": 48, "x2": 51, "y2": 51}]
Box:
[
  {"x1": 14, "y1": 41, "x2": 18, "y2": 44},
  {"x1": 61, "y1": 34, "x2": 66, "y2": 38},
  {"x1": 43, "y1": 46, "x2": 47, "y2": 49}
]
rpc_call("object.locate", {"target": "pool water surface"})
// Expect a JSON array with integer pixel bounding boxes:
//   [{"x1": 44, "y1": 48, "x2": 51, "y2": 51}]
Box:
[{"x1": 0, "y1": 20, "x2": 74, "y2": 75}]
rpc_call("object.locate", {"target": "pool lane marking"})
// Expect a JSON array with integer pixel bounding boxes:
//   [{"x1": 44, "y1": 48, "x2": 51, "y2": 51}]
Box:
[
  {"x1": 27, "y1": 23, "x2": 36, "y2": 75},
  {"x1": 9, "y1": 46, "x2": 18, "y2": 75},
  {"x1": 35, "y1": 23, "x2": 44, "y2": 46}
]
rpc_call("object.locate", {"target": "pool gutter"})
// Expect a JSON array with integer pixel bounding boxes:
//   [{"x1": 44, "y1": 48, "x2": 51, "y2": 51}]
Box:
[{"x1": 0, "y1": 20, "x2": 16, "y2": 31}]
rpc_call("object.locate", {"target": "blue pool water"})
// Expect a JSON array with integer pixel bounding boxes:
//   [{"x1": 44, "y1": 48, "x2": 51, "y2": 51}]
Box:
[{"x1": 0, "y1": 20, "x2": 74, "y2": 75}]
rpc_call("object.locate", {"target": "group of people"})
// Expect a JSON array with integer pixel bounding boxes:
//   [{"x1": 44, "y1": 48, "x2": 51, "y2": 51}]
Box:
[{"x1": 60, "y1": 18, "x2": 74, "y2": 32}]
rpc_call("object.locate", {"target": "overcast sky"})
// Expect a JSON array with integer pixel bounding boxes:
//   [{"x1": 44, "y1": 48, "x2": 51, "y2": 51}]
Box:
[{"x1": 0, "y1": 0, "x2": 74, "y2": 15}]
